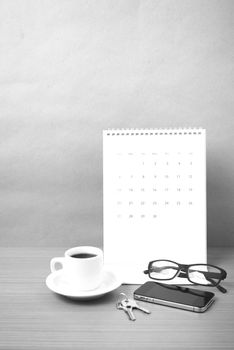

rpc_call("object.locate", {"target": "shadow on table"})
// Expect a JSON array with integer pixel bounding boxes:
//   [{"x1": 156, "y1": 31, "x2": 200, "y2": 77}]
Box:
[{"x1": 52, "y1": 288, "x2": 122, "y2": 306}]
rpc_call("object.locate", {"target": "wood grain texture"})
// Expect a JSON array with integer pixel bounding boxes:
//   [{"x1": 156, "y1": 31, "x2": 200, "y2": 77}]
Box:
[{"x1": 0, "y1": 247, "x2": 233, "y2": 349}]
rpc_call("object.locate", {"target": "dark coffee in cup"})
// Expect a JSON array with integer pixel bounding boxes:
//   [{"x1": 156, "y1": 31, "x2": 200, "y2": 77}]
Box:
[{"x1": 70, "y1": 253, "x2": 97, "y2": 259}]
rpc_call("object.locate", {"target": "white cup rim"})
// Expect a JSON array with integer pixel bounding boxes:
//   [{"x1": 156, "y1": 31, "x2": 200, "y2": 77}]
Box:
[{"x1": 65, "y1": 246, "x2": 103, "y2": 260}]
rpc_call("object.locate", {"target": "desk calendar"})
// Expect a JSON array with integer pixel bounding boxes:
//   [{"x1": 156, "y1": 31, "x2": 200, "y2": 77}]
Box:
[{"x1": 103, "y1": 129, "x2": 207, "y2": 283}]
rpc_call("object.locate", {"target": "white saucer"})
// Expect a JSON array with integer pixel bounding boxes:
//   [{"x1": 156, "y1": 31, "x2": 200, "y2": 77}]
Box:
[{"x1": 46, "y1": 269, "x2": 122, "y2": 300}]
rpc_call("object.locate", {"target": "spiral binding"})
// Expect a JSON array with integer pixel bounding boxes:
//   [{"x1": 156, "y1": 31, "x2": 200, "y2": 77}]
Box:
[{"x1": 104, "y1": 128, "x2": 205, "y2": 136}]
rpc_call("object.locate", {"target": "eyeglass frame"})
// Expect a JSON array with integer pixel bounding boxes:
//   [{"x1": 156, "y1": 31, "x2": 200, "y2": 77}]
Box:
[{"x1": 144, "y1": 259, "x2": 227, "y2": 293}]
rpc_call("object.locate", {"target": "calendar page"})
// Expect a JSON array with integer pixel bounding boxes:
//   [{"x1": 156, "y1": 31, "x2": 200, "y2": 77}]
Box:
[{"x1": 103, "y1": 129, "x2": 207, "y2": 284}]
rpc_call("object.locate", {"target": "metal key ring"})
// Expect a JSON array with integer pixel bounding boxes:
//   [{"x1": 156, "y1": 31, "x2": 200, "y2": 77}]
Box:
[{"x1": 117, "y1": 292, "x2": 129, "y2": 304}]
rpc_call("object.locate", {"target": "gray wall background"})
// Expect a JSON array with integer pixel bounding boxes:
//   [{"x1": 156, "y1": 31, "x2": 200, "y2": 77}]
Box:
[{"x1": 1, "y1": 0, "x2": 233, "y2": 247}]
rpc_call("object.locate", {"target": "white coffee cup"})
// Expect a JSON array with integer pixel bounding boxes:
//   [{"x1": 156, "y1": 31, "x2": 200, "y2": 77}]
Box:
[{"x1": 50, "y1": 246, "x2": 103, "y2": 291}]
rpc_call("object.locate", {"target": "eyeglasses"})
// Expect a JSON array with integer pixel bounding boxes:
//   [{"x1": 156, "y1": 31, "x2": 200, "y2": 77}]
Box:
[{"x1": 144, "y1": 259, "x2": 227, "y2": 293}]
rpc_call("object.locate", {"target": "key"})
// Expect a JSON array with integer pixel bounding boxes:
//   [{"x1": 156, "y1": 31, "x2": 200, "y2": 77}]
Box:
[
  {"x1": 122, "y1": 298, "x2": 151, "y2": 314},
  {"x1": 116, "y1": 301, "x2": 136, "y2": 321}
]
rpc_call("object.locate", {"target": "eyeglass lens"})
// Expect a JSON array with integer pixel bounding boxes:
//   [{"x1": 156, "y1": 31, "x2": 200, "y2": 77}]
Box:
[
  {"x1": 150, "y1": 260, "x2": 179, "y2": 280},
  {"x1": 188, "y1": 265, "x2": 221, "y2": 286}
]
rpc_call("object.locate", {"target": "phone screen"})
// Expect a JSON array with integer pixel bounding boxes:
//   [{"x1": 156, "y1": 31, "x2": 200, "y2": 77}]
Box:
[{"x1": 134, "y1": 282, "x2": 214, "y2": 309}]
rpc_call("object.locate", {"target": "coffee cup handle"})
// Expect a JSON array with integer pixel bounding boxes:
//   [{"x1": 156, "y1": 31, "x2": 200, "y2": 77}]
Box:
[{"x1": 50, "y1": 257, "x2": 65, "y2": 273}]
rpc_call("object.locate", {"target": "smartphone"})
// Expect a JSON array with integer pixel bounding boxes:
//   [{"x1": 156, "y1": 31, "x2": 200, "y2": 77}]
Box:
[{"x1": 134, "y1": 282, "x2": 215, "y2": 313}]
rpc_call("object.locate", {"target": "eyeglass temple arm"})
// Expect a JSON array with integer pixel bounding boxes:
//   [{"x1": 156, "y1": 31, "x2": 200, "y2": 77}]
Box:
[
  {"x1": 216, "y1": 284, "x2": 227, "y2": 293},
  {"x1": 144, "y1": 266, "x2": 179, "y2": 276},
  {"x1": 205, "y1": 277, "x2": 227, "y2": 293},
  {"x1": 188, "y1": 270, "x2": 226, "y2": 279},
  {"x1": 177, "y1": 270, "x2": 222, "y2": 279}
]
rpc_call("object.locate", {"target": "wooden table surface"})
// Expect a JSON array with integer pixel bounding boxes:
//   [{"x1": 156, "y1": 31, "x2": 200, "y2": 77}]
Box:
[{"x1": 0, "y1": 247, "x2": 234, "y2": 350}]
